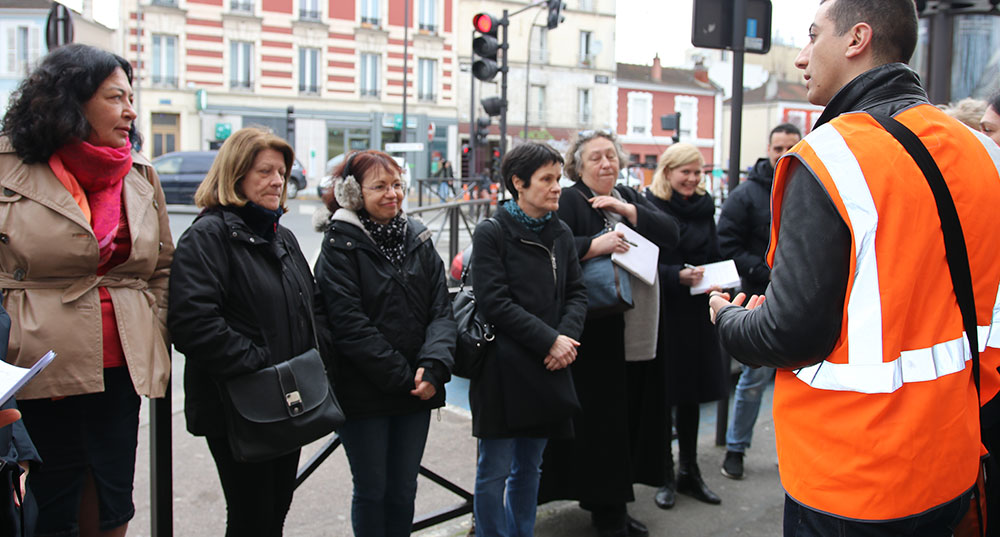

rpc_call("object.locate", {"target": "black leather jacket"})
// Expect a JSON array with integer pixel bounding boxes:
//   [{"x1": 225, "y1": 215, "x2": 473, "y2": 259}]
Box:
[
  {"x1": 717, "y1": 158, "x2": 775, "y2": 295},
  {"x1": 716, "y1": 63, "x2": 929, "y2": 368}
]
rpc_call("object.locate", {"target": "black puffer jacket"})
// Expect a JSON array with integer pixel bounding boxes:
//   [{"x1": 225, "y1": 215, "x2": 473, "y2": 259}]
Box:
[
  {"x1": 314, "y1": 210, "x2": 455, "y2": 419},
  {"x1": 169, "y1": 206, "x2": 320, "y2": 437},
  {"x1": 469, "y1": 203, "x2": 588, "y2": 438},
  {"x1": 717, "y1": 158, "x2": 774, "y2": 295}
]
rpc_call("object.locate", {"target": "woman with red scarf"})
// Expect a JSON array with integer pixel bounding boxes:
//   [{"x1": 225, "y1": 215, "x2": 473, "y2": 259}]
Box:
[{"x1": 0, "y1": 44, "x2": 173, "y2": 537}]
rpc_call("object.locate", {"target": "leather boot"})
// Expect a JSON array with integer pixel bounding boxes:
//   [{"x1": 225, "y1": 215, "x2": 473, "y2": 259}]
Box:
[
  {"x1": 676, "y1": 461, "x2": 721, "y2": 505},
  {"x1": 654, "y1": 462, "x2": 675, "y2": 509}
]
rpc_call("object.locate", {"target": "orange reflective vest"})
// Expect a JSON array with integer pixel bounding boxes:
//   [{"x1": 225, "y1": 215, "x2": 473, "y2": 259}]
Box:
[{"x1": 768, "y1": 104, "x2": 1000, "y2": 521}]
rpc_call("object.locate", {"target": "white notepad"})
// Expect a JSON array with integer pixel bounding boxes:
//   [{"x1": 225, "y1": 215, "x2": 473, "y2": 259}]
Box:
[
  {"x1": 611, "y1": 223, "x2": 659, "y2": 286},
  {"x1": 0, "y1": 350, "x2": 56, "y2": 406},
  {"x1": 689, "y1": 259, "x2": 741, "y2": 295}
]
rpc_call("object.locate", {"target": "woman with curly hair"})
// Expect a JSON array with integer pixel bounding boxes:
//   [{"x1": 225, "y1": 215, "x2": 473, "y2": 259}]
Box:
[{"x1": 0, "y1": 44, "x2": 173, "y2": 537}]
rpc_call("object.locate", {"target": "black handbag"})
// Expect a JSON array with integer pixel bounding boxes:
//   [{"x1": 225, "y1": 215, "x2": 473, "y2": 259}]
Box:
[
  {"x1": 452, "y1": 218, "x2": 501, "y2": 379},
  {"x1": 220, "y1": 308, "x2": 345, "y2": 463}
]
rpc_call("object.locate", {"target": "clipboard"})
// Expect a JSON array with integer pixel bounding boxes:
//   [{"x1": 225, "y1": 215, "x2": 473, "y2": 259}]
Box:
[
  {"x1": 611, "y1": 222, "x2": 659, "y2": 286},
  {"x1": 0, "y1": 350, "x2": 56, "y2": 406},
  {"x1": 689, "y1": 259, "x2": 741, "y2": 295}
]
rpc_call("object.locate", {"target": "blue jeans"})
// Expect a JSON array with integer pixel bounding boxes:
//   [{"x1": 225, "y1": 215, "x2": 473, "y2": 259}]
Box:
[
  {"x1": 338, "y1": 411, "x2": 432, "y2": 537},
  {"x1": 474, "y1": 437, "x2": 548, "y2": 537},
  {"x1": 783, "y1": 492, "x2": 969, "y2": 537},
  {"x1": 726, "y1": 364, "x2": 774, "y2": 453}
]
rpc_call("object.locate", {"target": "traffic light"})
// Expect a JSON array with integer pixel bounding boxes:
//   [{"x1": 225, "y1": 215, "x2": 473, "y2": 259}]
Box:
[
  {"x1": 546, "y1": 0, "x2": 565, "y2": 30},
  {"x1": 286, "y1": 105, "x2": 295, "y2": 147},
  {"x1": 475, "y1": 117, "x2": 491, "y2": 145},
  {"x1": 661, "y1": 112, "x2": 681, "y2": 143},
  {"x1": 472, "y1": 13, "x2": 500, "y2": 82},
  {"x1": 481, "y1": 96, "x2": 503, "y2": 117}
]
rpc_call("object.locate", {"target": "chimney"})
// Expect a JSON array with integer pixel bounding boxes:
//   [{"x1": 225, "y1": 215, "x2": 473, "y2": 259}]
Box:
[
  {"x1": 693, "y1": 58, "x2": 709, "y2": 84},
  {"x1": 651, "y1": 54, "x2": 662, "y2": 82},
  {"x1": 82, "y1": 0, "x2": 93, "y2": 20},
  {"x1": 765, "y1": 75, "x2": 778, "y2": 100}
]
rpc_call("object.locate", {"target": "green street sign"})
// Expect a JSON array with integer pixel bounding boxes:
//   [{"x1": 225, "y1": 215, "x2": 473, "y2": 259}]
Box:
[
  {"x1": 215, "y1": 123, "x2": 232, "y2": 140},
  {"x1": 195, "y1": 89, "x2": 207, "y2": 111}
]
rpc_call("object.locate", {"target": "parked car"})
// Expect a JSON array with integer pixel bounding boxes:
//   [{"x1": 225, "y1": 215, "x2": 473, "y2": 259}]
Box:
[
  {"x1": 153, "y1": 151, "x2": 216, "y2": 205},
  {"x1": 152, "y1": 151, "x2": 307, "y2": 204}
]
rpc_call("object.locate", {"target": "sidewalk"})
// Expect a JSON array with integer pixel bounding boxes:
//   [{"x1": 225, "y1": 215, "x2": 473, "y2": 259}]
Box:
[{"x1": 130, "y1": 361, "x2": 784, "y2": 537}]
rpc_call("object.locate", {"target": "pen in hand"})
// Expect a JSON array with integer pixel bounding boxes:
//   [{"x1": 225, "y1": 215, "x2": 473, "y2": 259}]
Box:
[{"x1": 683, "y1": 263, "x2": 699, "y2": 270}]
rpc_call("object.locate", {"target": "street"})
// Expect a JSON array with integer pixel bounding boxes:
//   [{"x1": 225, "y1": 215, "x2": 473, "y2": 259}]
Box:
[{"x1": 126, "y1": 199, "x2": 785, "y2": 537}]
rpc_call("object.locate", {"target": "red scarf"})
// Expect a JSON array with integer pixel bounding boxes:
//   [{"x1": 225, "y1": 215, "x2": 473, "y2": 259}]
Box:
[{"x1": 54, "y1": 141, "x2": 133, "y2": 265}]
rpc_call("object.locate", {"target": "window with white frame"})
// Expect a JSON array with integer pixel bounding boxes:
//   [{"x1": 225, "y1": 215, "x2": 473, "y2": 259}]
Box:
[
  {"x1": 418, "y1": 0, "x2": 436, "y2": 32},
  {"x1": 151, "y1": 34, "x2": 178, "y2": 87},
  {"x1": 230, "y1": 41, "x2": 253, "y2": 90},
  {"x1": 530, "y1": 26, "x2": 548, "y2": 64},
  {"x1": 360, "y1": 53, "x2": 379, "y2": 97},
  {"x1": 579, "y1": 31, "x2": 593, "y2": 66},
  {"x1": 4, "y1": 25, "x2": 41, "y2": 76},
  {"x1": 673, "y1": 95, "x2": 699, "y2": 139},
  {"x1": 418, "y1": 58, "x2": 436, "y2": 101},
  {"x1": 627, "y1": 92, "x2": 652, "y2": 135},
  {"x1": 578, "y1": 88, "x2": 592, "y2": 124},
  {"x1": 299, "y1": 47, "x2": 320, "y2": 94},
  {"x1": 532, "y1": 85, "x2": 546, "y2": 123},
  {"x1": 361, "y1": 0, "x2": 380, "y2": 25},
  {"x1": 300, "y1": 0, "x2": 320, "y2": 20}
]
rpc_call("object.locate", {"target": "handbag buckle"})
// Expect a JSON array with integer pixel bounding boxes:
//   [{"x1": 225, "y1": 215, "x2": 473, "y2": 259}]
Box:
[{"x1": 285, "y1": 390, "x2": 304, "y2": 415}]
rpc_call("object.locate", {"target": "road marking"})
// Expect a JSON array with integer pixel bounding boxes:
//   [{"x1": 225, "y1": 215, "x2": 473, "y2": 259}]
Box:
[{"x1": 298, "y1": 203, "x2": 318, "y2": 215}]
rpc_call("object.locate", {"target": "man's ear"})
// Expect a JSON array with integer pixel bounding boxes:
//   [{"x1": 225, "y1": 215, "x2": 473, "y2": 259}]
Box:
[{"x1": 844, "y1": 22, "x2": 874, "y2": 60}]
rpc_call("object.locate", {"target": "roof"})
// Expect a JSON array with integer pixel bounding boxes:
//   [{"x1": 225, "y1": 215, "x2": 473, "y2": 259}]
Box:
[
  {"x1": 616, "y1": 62, "x2": 721, "y2": 92},
  {"x1": 0, "y1": 0, "x2": 52, "y2": 8},
  {"x1": 728, "y1": 78, "x2": 811, "y2": 105}
]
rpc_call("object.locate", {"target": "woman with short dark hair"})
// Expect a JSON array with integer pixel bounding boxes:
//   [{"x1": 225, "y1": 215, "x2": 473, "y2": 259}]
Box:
[
  {"x1": 981, "y1": 90, "x2": 1000, "y2": 146},
  {"x1": 169, "y1": 126, "x2": 317, "y2": 537},
  {"x1": 470, "y1": 142, "x2": 588, "y2": 537},
  {"x1": 315, "y1": 150, "x2": 455, "y2": 537},
  {"x1": 0, "y1": 43, "x2": 173, "y2": 537}
]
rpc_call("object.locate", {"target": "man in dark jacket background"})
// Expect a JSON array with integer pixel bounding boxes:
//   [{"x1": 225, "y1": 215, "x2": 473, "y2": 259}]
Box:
[{"x1": 716, "y1": 123, "x2": 800, "y2": 480}]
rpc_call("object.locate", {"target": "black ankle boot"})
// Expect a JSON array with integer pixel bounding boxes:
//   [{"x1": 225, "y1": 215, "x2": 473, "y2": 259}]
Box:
[
  {"x1": 676, "y1": 462, "x2": 721, "y2": 505},
  {"x1": 654, "y1": 463, "x2": 675, "y2": 509}
]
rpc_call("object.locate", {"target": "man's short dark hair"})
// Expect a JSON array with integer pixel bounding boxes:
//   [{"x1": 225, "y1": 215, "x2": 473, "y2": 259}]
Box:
[
  {"x1": 769, "y1": 123, "x2": 802, "y2": 144},
  {"x1": 823, "y1": 0, "x2": 918, "y2": 65},
  {"x1": 500, "y1": 143, "x2": 564, "y2": 201},
  {"x1": 988, "y1": 90, "x2": 1000, "y2": 114}
]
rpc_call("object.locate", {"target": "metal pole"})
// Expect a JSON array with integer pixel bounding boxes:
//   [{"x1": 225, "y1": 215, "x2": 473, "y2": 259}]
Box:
[
  {"x1": 499, "y1": 10, "x2": 509, "y2": 159},
  {"x1": 469, "y1": 29, "x2": 477, "y2": 180},
  {"x1": 135, "y1": 1, "x2": 142, "y2": 145},
  {"x1": 402, "y1": 0, "x2": 409, "y2": 144}
]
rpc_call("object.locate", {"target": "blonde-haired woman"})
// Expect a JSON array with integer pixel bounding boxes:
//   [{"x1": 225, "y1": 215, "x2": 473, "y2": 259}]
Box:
[
  {"x1": 169, "y1": 127, "x2": 322, "y2": 536},
  {"x1": 644, "y1": 143, "x2": 726, "y2": 510}
]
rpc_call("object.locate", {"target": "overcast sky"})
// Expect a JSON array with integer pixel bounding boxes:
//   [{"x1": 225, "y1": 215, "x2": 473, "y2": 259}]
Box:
[{"x1": 615, "y1": 0, "x2": 819, "y2": 67}]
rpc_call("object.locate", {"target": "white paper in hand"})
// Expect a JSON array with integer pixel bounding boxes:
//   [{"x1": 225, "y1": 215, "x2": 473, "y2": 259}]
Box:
[
  {"x1": 689, "y1": 260, "x2": 741, "y2": 295},
  {"x1": 611, "y1": 222, "x2": 659, "y2": 286},
  {"x1": 0, "y1": 350, "x2": 56, "y2": 406}
]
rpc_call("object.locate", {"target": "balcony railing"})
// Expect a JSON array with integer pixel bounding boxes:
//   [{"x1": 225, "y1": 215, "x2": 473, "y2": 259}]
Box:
[
  {"x1": 579, "y1": 112, "x2": 592, "y2": 124},
  {"x1": 230, "y1": 79, "x2": 253, "y2": 90},
  {"x1": 151, "y1": 75, "x2": 178, "y2": 87},
  {"x1": 299, "y1": 9, "x2": 320, "y2": 20},
  {"x1": 231, "y1": 0, "x2": 253, "y2": 13},
  {"x1": 360, "y1": 16, "x2": 380, "y2": 26},
  {"x1": 418, "y1": 92, "x2": 436, "y2": 102},
  {"x1": 360, "y1": 88, "x2": 379, "y2": 98},
  {"x1": 418, "y1": 23, "x2": 437, "y2": 33},
  {"x1": 151, "y1": 0, "x2": 178, "y2": 7},
  {"x1": 299, "y1": 84, "x2": 320, "y2": 94}
]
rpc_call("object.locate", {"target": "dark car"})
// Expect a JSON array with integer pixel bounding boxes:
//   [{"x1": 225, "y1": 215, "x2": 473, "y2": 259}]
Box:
[
  {"x1": 153, "y1": 151, "x2": 307, "y2": 205},
  {"x1": 153, "y1": 151, "x2": 216, "y2": 205}
]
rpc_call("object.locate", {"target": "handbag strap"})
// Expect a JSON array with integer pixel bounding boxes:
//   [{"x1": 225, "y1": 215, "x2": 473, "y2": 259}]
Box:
[
  {"x1": 869, "y1": 112, "x2": 980, "y2": 396},
  {"x1": 460, "y1": 217, "x2": 502, "y2": 290},
  {"x1": 573, "y1": 187, "x2": 614, "y2": 231}
]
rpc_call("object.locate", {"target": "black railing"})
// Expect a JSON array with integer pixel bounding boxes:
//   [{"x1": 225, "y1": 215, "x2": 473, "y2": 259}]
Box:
[
  {"x1": 419, "y1": 23, "x2": 437, "y2": 32},
  {"x1": 299, "y1": 9, "x2": 320, "y2": 20},
  {"x1": 360, "y1": 88, "x2": 379, "y2": 98},
  {"x1": 418, "y1": 93, "x2": 436, "y2": 102},
  {"x1": 361, "y1": 16, "x2": 380, "y2": 26},
  {"x1": 299, "y1": 84, "x2": 320, "y2": 94},
  {"x1": 152, "y1": 75, "x2": 178, "y2": 87},
  {"x1": 230, "y1": 0, "x2": 253, "y2": 12},
  {"x1": 230, "y1": 79, "x2": 253, "y2": 89},
  {"x1": 151, "y1": 0, "x2": 178, "y2": 7}
]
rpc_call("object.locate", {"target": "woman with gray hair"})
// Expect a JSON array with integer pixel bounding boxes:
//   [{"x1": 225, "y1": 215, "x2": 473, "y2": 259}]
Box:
[
  {"x1": 314, "y1": 150, "x2": 455, "y2": 537},
  {"x1": 538, "y1": 131, "x2": 679, "y2": 537}
]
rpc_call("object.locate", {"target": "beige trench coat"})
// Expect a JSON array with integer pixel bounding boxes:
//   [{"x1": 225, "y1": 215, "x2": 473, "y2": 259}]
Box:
[{"x1": 0, "y1": 136, "x2": 174, "y2": 399}]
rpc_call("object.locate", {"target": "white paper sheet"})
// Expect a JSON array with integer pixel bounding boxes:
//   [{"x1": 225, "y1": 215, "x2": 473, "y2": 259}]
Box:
[
  {"x1": 689, "y1": 259, "x2": 741, "y2": 295},
  {"x1": 611, "y1": 222, "x2": 659, "y2": 286},
  {"x1": 0, "y1": 351, "x2": 55, "y2": 406}
]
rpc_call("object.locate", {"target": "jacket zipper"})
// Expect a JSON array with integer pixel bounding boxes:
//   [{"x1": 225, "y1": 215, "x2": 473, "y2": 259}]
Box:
[{"x1": 519, "y1": 239, "x2": 557, "y2": 289}]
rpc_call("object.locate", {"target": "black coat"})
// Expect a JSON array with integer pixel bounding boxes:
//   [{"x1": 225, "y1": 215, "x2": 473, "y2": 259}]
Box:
[
  {"x1": 539, "y1": 181, "x2": 679, "y2": 505},
  {"x1": 645, "y1": 191, "x2": 726, "y2": 405},
  {"x1": 314, "y1": 210, "x2": 455, "y2": 420},
  {"x1": 717, "y1": 158, "x2": 774, "y2": 295},
  {"x1": 469, "y1": 204, "x2": 588, "y2": 439},
  {"x1": 169, "y1": 207, "x2": 320, "y2": 437}
]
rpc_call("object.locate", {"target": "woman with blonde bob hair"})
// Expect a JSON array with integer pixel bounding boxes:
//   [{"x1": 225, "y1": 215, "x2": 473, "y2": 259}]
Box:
[
  {"x1": 644, "y1": 143, "x2": 726, "y2": 510},
  {"x1": 169, "y1": 126, "x2": 322, "y2": 536}
]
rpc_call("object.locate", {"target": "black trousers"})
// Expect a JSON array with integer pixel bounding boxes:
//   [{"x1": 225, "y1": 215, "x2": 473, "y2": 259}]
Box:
[{"x1": 206, "y1": 436, "x2": 300, "y2": 537}]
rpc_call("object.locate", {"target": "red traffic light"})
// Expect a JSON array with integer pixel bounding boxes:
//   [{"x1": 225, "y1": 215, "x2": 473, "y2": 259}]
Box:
[
  {"x1": 462, "y1": 144, "x2": 470, "y2": 154},
  {"x1": 492, "y1": 149, "x2": 500, "y2": 159},
  {"x1": 473, "y1": 13, "x2": 497, "y2": 35}
]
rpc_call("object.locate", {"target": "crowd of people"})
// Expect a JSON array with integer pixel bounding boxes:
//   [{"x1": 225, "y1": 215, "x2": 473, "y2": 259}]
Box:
[{"x1": 3, "y1": 1, "x2": 1000, "y2": 537}]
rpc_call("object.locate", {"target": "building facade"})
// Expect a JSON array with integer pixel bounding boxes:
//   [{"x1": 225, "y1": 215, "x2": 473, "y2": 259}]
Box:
[
  {"x1": 120, "y1": 0, "x2": 461, "y2": 183},
  {"x1": 615, "y1": 55, "x2": 723, "y2": 183}
]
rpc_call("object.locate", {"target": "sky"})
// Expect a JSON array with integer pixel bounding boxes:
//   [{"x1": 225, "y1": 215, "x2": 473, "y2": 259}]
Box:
[{"x1": 615, "y1": 0, "x2": 819, "y2": 67}]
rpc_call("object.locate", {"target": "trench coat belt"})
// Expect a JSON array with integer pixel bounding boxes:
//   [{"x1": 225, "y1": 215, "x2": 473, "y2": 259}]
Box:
[{"x1": 0, "y1": 273, "x2": 152, "y2": 304}]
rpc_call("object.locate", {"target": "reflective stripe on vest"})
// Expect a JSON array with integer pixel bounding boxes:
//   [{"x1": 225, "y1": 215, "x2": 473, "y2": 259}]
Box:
[{"x1": 792, "y1": 124, "x2": 1000, "y2": 394}]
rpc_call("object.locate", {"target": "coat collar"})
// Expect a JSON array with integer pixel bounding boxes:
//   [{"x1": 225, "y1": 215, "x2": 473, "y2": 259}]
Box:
[
  {"x1": 330, "y1": 208, "x2": 431, "y2": 253},
  {"x1": 496, "y1": 203, "x2": 565, "y2": 246},
  {"x1": 813, "y1": 63, "x2": 928, "y2": 129}
]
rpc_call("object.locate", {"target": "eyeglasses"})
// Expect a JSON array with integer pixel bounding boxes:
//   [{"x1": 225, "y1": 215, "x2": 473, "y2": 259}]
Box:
[
  {"x1": 577, "y1": 129, "x2": 613, "y2": 140},
  {"x1": 363, "y1": 183, "x2": 405, "y2": 194}
]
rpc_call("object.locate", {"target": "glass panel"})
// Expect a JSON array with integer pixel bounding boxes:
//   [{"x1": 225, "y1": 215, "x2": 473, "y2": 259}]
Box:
[
  {"x1": 951, "y1": 14, "x2": 1000, "y2": 100},
  {"x1": 153, "y1": 133, "x2": 163, "y2": 157},
  {"x1": 166, "y1": 134, "x2": 175, "y2": 154}
]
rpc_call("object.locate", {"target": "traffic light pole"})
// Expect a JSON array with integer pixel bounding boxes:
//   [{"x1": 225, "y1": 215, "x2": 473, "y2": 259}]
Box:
[
  {"x1": 499, "y1": 10, "x2": 510, "y2": 160},
  {"x1": 469, "y1": 30, "x2": 478, "y2": 179}
]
